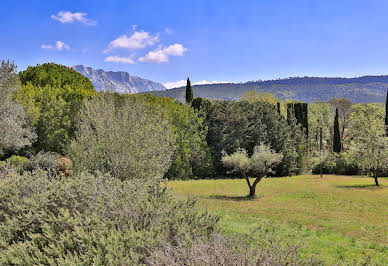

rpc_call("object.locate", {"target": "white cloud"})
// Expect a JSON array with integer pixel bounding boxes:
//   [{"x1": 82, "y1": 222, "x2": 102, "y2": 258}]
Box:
[
  {"x1": 193, "y1": 80, "x2": 229, "y2": 85},
  {"x1": 41, "y1": 41, "x2": 70, "y2": 51},
  {"x1": 51, "y1": 11, "x2": 97, "y2": 25},
  {"x1": 41, "y1": 44, "x2": 53, "y2": 49},
  {"x1": 138, "y1": 43, "x2": 187, "y2": 63},
  {"x1": 55, "y1": 41, "x2": 70, "y2": 51},
  {"x1": 105, "y1": 31, "x2": 159, "y2": 52},
  {"x1": 104, "y1": 55, "x2": 136, "y2": 64},
  {"x1": 163, "y1": 80, "x2": 187, "y2": 89},
  {"x1": 163, "y1": 79, "x2": 229, "y2": 89}
]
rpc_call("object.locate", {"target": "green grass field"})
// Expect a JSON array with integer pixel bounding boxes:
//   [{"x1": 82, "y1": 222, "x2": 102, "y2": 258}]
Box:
[{"x1": 168, "y1": 175, "x2": 388, "y2": 264}]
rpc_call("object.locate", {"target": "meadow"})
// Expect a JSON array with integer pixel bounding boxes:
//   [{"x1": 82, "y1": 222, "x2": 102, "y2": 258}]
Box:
[{"x1": 169, "y1": 175, "x2": 388, "y2": 264}]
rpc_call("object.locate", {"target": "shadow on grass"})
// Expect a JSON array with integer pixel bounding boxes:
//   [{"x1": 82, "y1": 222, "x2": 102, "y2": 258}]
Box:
[
  {"x1": 335, "y1": 184, "x2": 385, "y2": 190},
  {"x1": 206, "y1": 194, "x2": 263, "y2": 201}
]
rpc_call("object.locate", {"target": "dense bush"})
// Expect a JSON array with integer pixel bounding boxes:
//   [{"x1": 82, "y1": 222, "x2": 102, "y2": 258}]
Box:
[
  {"x1": 17, "y1": 63, "x2": 96, "y2": 153},
  {"x1": 5, "y1": 155, "x2": 30, "y2": 174},
  {"x1": 0, "y1": 170, "x2": 218, "y2": 264},
  {"x1": 68, "y1": 93, "x2": 175, "y2": 181},
  {"x1": 311, "y1": 153, "x2": 359, "y2": 175},
  {"x1": 29, "y1": 151, "x2": 59, "y2": 176},
  {"x1": 0, "y1": 60, "x2": 36, "y2": 159}
]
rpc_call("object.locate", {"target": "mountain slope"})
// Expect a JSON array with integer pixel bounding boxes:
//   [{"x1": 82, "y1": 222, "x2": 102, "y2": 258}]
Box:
[
  {"x1": 151, "y1": 76, "x2": 388, "y2": 103},
  {"x1": 73, "y1": 65, "x2": 166, "y2": 93}
]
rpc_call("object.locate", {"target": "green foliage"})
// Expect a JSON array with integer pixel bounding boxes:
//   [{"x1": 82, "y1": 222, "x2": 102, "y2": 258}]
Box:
[
  {"x1": 333, "y1": 108, "x2": 342, "y2": 153},
  {"x1": 128, "y1": 94, "x2": 213, "y2": 179},
  {"x1": 0, "y1": 170, "x2": 219, "y2": 264},
  {"x1": 385, "y1": 91, "x2": 388, "y2": 136},
  {"x1": 16, "y1": 63, "x2": 96, "y2": 153},
  {"x1": 308, "y1": 102, "x2": 333, "y2": 152},
  {"x1": 311, "y1": 152, "x2": 359, "y2": 175},
  {"x1": 207, "y1": 100, "x2": 301, "y2": 176},
  {"x1": 287, "y1": 102, "x2": 309, "y2": 138},
  {"x1": 185, "y1": 78, "x2": 193, "y2": 103},
  {"x1": 222, "y1": 144, "x2": 283, "y2": 178},
  {"x1": 19, "y1": 63, "x2": 94, "y2": 91},
  {"x1": 68, "y1": 93, "x2": 175, "y2": 181},
  {"x1": 0, "y1": 60, "x2": 36, "y2": 158},
  {"x1": 5, "y1": 155, "x2": 30, "y2": 174},
  {"x1": 29, "y1": 151, "x2": 59, "y2": 176},
  {"x1": 349, "y1": 103, "x2": 388, "y2": 184}
]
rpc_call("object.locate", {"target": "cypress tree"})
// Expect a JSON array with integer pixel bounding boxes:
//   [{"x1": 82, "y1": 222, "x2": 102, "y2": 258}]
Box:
[
  {"x1": 333, "y1": 107, "x2": 341, "y2": 153},
  {"x1": 185, "y1": 78, "x2": 193, "y2": 104},
  {"x1": 385, "y1": 91, "x2": 388, "y2": 136},
  {"x1": 277, "y1": 102, "x2": 281, "y2": 115}
]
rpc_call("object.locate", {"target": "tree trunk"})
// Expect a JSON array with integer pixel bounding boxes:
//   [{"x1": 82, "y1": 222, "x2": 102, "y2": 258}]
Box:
[
  {"x1": 374, "y1": 176, "x2": 380, "y2": 186},
  {"x1": 248, "y1": 176, "x2": 263, "y2": 197}
]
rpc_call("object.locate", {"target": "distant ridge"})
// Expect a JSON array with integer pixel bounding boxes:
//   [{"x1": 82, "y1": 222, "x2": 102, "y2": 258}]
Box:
[
  {"x1": 151, "y1": 76, "x2": 388, "y2": 103},
  {"x1": 73, "y1": 65, "x2": 166, "y2": 94}
]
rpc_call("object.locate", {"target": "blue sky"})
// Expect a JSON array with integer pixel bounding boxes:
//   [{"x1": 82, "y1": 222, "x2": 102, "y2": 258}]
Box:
[{"x1": 2, "y1": 0, "x2": 388, "y2": 88}]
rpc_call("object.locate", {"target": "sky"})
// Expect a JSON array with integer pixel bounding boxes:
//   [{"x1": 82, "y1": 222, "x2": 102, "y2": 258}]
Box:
[{"x1": 2, "y1": 0, "x2": 388, "y2": 88}]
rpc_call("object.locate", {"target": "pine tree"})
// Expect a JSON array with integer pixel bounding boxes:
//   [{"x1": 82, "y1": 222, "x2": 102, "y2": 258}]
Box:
[
  {"x1": 185, "y1": 78, "x2": 193, "y2": 104},
  {"x1": 333, "y1": 107, "x2": 342, "y2": 153},
  {"x1": 385, "y1": 91, "x2": 388, "y2": 136}
]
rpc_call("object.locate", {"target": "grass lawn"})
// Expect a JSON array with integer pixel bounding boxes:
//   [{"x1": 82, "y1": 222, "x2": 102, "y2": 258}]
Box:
[{"x1": 168, "y1": 175, "x2": 388, "y2": 264}]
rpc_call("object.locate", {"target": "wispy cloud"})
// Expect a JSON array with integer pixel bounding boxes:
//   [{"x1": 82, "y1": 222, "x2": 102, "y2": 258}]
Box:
[
  {"x1": 41, "y1": 41, "x2": 70, "y2": 51},
  {"x1": 104, "y1": 55, "x2": 136, "y2": 64},
  {"x1": 105, "y1": 31, "x2": 159, "y2": 52},
  {"x1": 138, "y1": 43, "x2": 187, "y2": 63},
  {"x1": 51, "y1": 11, "x2": 97, "y2": 26}
]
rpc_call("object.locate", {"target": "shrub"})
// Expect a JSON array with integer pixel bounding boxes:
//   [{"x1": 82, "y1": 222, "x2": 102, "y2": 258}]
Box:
[
  {"x1": 68, "y1": 93, "x2": 175, "y2": 181},
  {"x1": 311, "y1": 152, "x2": 359, "y2": 175},
  {"x1": 5, "y1": 155, "x2": 30, "y2": 174},
  {"x1": 0, "y1": 170, "x2": 219, "y2": 264},
  {"x1": 56, "y1": 156, "x2": 72, "y2": 177},
  {"x1": 29, "y1": 151, "x2": 58, "y2": 175}
]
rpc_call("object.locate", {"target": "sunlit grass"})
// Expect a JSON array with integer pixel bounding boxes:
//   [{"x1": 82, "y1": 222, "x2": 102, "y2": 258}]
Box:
[{"x1": 168, "y1": 175, "x2": 388, "y2": 264}]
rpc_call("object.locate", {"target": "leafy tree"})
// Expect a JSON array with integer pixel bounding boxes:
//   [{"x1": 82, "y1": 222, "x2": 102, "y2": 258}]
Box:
[
  {"x1": 185, "y1": 77, "x2": 193, "y2": 103},
  {"x1": 308, "y1": 102, "x2": 333, "y2": 152},
  {"x1": 333, "y1": 107, "x2": 342, "y2": 153},
  {"x1": 385, "y1": 91, "x2": 388, "y2": 136},
  {"x1": 350, "y1": 104, "x2": 388, "y2": 186},
  {"x1": 17, "y1": 63, "x2": 96, "y2": 153},
  {"x1": 207, "y1": 101, "x2": 300, "y2": 176},
  {"x1": 329, "y1": 98, "x2": 352, "y2": 151},
  {"x1": 222, "y1": 144, "x2": 283, "y2": 197},
  {"x1": 0, "y1": 60, "x2": 35, "y2": 159},
  {"x1": 68, "y1": 93, "x2": 175, "y2": 181}
]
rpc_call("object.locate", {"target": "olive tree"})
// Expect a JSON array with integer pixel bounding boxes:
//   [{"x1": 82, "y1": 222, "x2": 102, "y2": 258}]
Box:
[
  {"x1": 68, "y1": 93, "x2": 175, "y2": 181},
  {"x1": 0, "y1": 60, "x2": 35, "y2": 158},
  {"x1": 222, "y1": 144, "x2": 283, "y2": 197},
  {"x1": 349, "y1": 104, "x2": 388, "y2": 186}
]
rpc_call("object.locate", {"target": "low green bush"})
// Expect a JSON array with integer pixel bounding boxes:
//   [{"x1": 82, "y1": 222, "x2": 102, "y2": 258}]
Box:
[
  {"x1": 5, "y1": 155, "x2": 30, "y2": 174},
  {"x1": 312, "y1": 153, "x2": 359, "y2": 175}
]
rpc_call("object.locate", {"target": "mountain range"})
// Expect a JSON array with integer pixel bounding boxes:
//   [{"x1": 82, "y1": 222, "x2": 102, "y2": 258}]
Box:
[
  {"x1": 73, "y1": 65, "x2": 166, "y2": 93},
  {"x1": 73, "y1": 64, "x2": 388, "y2": 103},
  {"x1": 151, "y1": 76, "x2": 388, "y2": 103}
]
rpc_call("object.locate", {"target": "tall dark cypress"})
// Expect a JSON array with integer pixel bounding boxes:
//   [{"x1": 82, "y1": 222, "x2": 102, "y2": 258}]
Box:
[
  {"x1": 277, "y1": 102, "x2": 281, "y2": 115},
  {"x1": 385, "y1": 91, "x2": 388, "y2": 136},
  {"x1": 185, "y1": 78, "x2": 193, "y2": 104},
  {"x1": 333, "y1": 107, "x2": 341, "y2": 153}
]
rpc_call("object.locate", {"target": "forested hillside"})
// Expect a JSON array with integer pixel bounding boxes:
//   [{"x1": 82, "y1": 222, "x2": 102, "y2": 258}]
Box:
[{"x1": 152, "y1": 76, "x2": 388, "y2": 103}]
